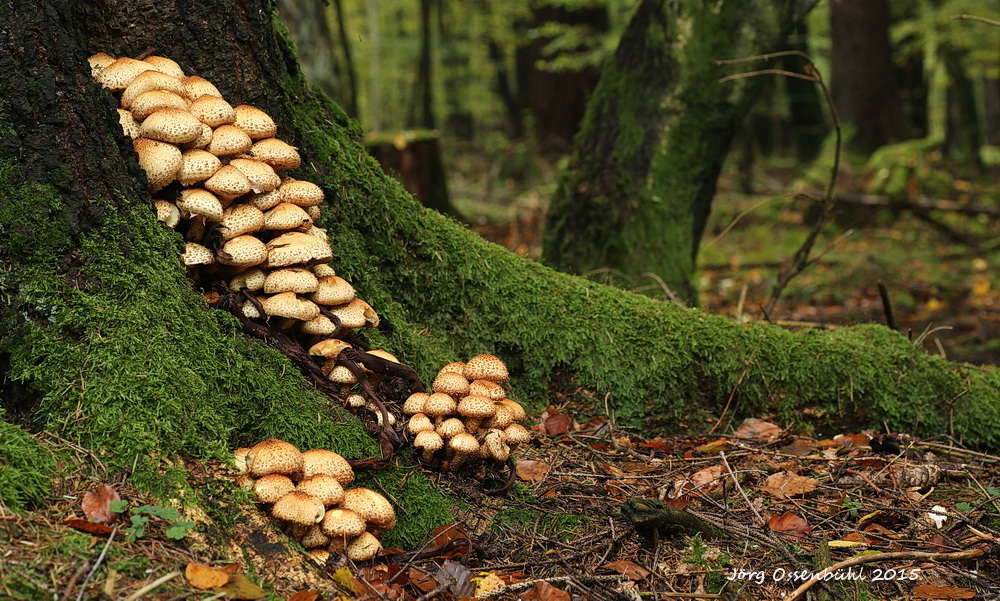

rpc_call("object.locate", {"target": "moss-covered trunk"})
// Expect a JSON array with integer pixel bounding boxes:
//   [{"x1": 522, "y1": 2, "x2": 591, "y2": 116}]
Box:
[
  {"x1": 542, "y1": 0, "x2": 812, "y2": 297},
  {"x1": 3, "y1": 0, "x2": 1000, "y2": 538}
]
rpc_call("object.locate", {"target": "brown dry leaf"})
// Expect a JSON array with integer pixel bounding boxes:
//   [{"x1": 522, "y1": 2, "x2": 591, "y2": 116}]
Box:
[
  {"x1": 520, "y1": 581, "x2": 571, "y2": 601},
  {"x1": 287, "y1": 592, "x2": 320, "y2": 601},
  {"x1": 767, "y1": 512, "x2": 812, "y2": 537},
  {"x1": 538, "y1": 406, "x2": 569, "y2": 436},
  {"x1": 691, "y1": 465, "x2": 726, "y2": 489},
  {"x1": 600, "y1": 560, "x2": 650, "y2": 581},
  {"x1": 734, "y1": 418, "x2": 783, "y2": 440},
  {"x1": 186, "y1": 562, "x2": 233, "y2": 589},
  {"x1": 408, "y1": 568, "x2": 436, "y2": 594},
  {"x1": 516, "y1": 459, "x2": 549, "y2": 483},
  {"x1": 81, "y1": 484, "x2": 121, "y2": 524},
  {"x1": 834, "y1": 433, "x2": 870, "y2": 447},
  {"x1": 696, "y1": 438, "x2": 729, "y2": 454},
  {"x1": 62, "y1": 517, "x2": 114, "y2": 535},
  {"x1": 638, "y1": 437, "x2": 674, "y2": 452},
  {"x1": 428, "y1": 522, "x2": 470, "y2": 557},
  {"x1": 760, "y1": 471, "x2": 819, "y2": 499},
  {"x1": 912, "y1": 585, "x2": 976, "y2": 599},
  {"x1": 779, "y1": 439, "x2": 818, "y2": 456},
  {"x1": 214, "y1": 574, "x2": 266, "y2": 600}
]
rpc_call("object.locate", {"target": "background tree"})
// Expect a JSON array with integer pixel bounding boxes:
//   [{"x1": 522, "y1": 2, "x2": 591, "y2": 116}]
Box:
[{"x1": 4, "y1": 0, "x2": 1000, "y2": 532}]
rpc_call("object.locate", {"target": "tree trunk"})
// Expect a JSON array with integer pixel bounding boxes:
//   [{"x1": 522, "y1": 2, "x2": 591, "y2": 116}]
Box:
[
  {"x1": 829, "y1": 0, "x2": 905, "y2": 153},
  {"x1": 4, "y1": 0, "x2": 1000, "y2": 540},
  {"x1": 542, "y1": 0, "x2": 810, "y2": 298}
]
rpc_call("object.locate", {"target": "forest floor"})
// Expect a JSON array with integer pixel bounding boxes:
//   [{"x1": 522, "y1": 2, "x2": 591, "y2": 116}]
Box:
[{"x1": 3, "y1": 149, "x2": 1000, "y2": 600}]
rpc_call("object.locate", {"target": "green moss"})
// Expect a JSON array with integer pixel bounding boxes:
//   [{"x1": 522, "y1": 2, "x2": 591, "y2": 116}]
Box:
[{"x1": 0, "y1": 417, "x2": 57, "y2": 513}]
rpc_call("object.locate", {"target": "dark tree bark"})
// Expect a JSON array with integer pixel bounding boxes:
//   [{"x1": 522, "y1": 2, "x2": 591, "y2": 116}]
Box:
[
  {"x1": 829, "y1": 0, "x2": 905, "y2": 153},
  {"x1": 943, "y1": 46, "x2": 982, "y2": 165},
  {"x1": 543, "y1": 0, "x2": 811, "y2": 298},
  {"x1": 4, "y1": 0, "x2": 1000, "y2": 541}
]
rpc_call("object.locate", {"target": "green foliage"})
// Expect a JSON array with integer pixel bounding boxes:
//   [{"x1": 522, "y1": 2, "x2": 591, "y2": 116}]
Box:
[
  {"x1": 110, "y1": 499, "x2": 196, "y2": 541},
  {"x1": 0, "y1": 416, "x2": 57, "y2": 513}
]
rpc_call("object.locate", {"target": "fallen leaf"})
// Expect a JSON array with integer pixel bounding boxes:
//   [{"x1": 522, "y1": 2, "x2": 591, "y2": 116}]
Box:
[
  {"x1": 81, "y1": 485, "x2": 121, "y2": 524},
  {"x1": 696, "y1": 438, "x2": 729, "y2": 454},
  {"x1": 600, "y1": 560, "x2": 650, "y2": 581},
  {"x1": 186, "y1": 563, "x2": 233, "y2": 589},
  {"x1": 475, "y1": 573, "x2": 506, "y2": 596},
  {"x1": 779, "y1": 439, "x2": 818, "y2": 456},
  {"x1": 516, "y1": 459, "x2": 549, "y2": 483},
  {"x1": 768, "y1": 512, "x2": 812, "y2": 537},
  {"x1": 760, "y1": 471, "x2": 819, "y2": 499},
  {"x1": 520, "y1": 581, "x2": 571, "y2": 601},
  {"x1": 436, "y1": 560, "x2": 474, "y2": 597},
  {"x1": 912, "y1": 585, "x2": 976, "y2": 599},
  {"x1": 735, "y1": 418, "x2": 783, "y2": 440},
  {"x1": 62, "y1": 517, "x2": 114, "y2": 535},
  {"x1": 833, "y1": 433, "x2": 869, "y2": 447},
  {"x1": 287, "y1": 592, "x2": 320, "y2": 601},
  {"x1": 408, "y1": 568, "x2": 436, "y2": 593},
  {"x1": 538, "y1": 406, "x2": 569, "y2": 436},
  {"x1": 331, "y1": 567, "x2": 359, "y2": 594},
  {"x1": 214, "y1": 574, "x2": 266, "y2": 600},
  {"x1": 428, "y1": 522, "x2": 470, "y2": 557},
  {"x1": 638, "y1": 437, "x2": 674, "y2": 452},
  {"x1": 691, "y1": 465, "x2": 726, "y2": 489}
]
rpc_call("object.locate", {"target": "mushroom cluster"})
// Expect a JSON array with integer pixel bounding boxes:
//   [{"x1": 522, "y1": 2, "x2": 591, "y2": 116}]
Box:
[
  {"x1": 88, "y1": 53, "x2": 396, "y2": 408},
  {"x1": 234, "y1": 439, "x2": 395, "y2": 562},
  {"x1": 404, "y1": 355, "x2": 531, "y2": 469}
]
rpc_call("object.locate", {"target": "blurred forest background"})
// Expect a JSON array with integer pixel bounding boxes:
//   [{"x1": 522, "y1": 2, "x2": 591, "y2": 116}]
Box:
[{"x1": 277, "y1": 0, "x2": 1000, "y2": 364}]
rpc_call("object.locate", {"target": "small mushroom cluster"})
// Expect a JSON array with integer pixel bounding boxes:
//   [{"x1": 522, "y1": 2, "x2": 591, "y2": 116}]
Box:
[
  {"x1": 88, "y1": 53, "x2": 393, "y2": 405},
  {"x1": 234, "y1": 439, "x2": 395, "y2": 562},
  {"x1": 404, "y1": 355, "x2": 531, "y2": 469}
]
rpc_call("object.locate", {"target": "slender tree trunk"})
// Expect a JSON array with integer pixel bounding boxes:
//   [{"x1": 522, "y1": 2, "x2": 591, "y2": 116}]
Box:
[
  {"x1": 5, "y1": 0, "x2": 1000, "y2": 533},
  {"x1": 829, "y1": 0, "x2": 905, "y2": 153},
  {"x1": 543, "y1": 0, "x2": 810, "y2": 298},
  {"x1": 332, "y1": 0, "x2": 360, "y2": 118},
  {"x1": 942, "y1": 46, "x2": 982, "y2": 165}
]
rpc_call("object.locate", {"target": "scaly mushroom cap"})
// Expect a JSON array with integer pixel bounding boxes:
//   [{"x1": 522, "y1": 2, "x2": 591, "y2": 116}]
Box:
[
  {"x1": 304, "y1": 225, "x2": 327, "y2": 241},
  {"x1": 305, "y1": 205, "x2": 322, "y2": 221},
  {"x1": 217, "y1": 234, "x2": 268, "y2": 267},
  {"x1": 279, "y1": 179, "x2": 324, "y2": 207},
  {"x1": 438, "y1": 362, "x2": 467, "y2": 376},
  {"x1": 312, "y1": 263, "x2": 337, "y2": 278},
  {"x1": 181, "y1": 242, "x2": 214, "y2": 267},
  {"x1": 207, "y1": 124, "x2": 253, "y2": 156},
  {"x1": 230, "y1": 158, "x2": 281, "y2": 193},
  {"x1": 121, "y1": 70, "x2": 188, "y2": 108},
  {"x1": 300, "y1": 314, "x2": 338, "y2": 336},
  {"x1": 183, "y1": 123, "x2": 213, "y2": 150},
  {"x1": 362, "y1": 349, "x2": 399, "y2": 368},
  {"x1": 95, "y1": 57, "x2": 150, "y2": 91},
  {"x1": 271, "y1": 491, "x2": 325, "y2": 525},
  {"x1": 413, "y1": 429, "x2": 444, "y2": 462},
  {"x1": 309, "y1": 548, "x2": 332, "y2": 563},
  {"x1": 469, "y1": 379, "x2": 505, "y2": 402},
  {"x1": 402, "y1": 392, "x2": 429, "y2": 415},
  {"x1": 436, "y1": 417, "x2": 466, "y2": 440},
  {"x1": 263, "y1": 202, "x2": 312, "y2": 231},
  {"x1": 346, "y1": 394, "x2": 367, "y2": 408},
  {"x1": 131, "y1": 89, "x2": 190, "y2": 121},
  {"x1": 463, "y1": 354, "x2": 509, "y2": 383},
  {"x1": 326, "y1": 298, "x2": 378, "y2": 329},
  {"x1": 307, "y1": 338, "x2": 352, "y2": 360},
  {"x1": 219, "y1": 203, "x2": 265, "y2": 239},
  {"x1": 247, "y1": 438, "x2": 304, "y2": 476},
  {"x1": 300, "y1": 448, "x2": 354, "y2": 484},
  {"x1": 233, "y1": 447, "x2": 252, "y2": 474},
  {"x1": 432, "y1": 372, "x2": 470, "y2": 398},
  {"x1": 133, "y1": 138, "x2": 182, "y2": 192},
  {"x1": 204, "y1": 164, "x2": 252, "y2": 201},
  {"x1": 87, "y1": 52, "x2": 116, "y2": 78},
  {"x1": 241, "y1": 296, "x2": 264, "y2": 319},
  {"x1": 188, "y1": 94, "x2": 236, "y2": 127},
  {"x1": 182, "y1": 75, "x2": 223, "y2": 99},
  {"x1": 448, "y1": 433, "x2": 480, "y2": 470},
  {"x1": 176, "y1": 188, "x2": 224, "y2": 222},
  {"x1": 139, "y1": 108, "x2": 203, "y2": 144},
  {"x1": 245, "y1": 188, "x2": 284, "y2": 211},
  {"x1": 340, "y1": 488, "x2": 395, "y2": 529},
  {"x1": 498, "y1": 399, "x2": 527, "y2": 423},
  {"x1": 235, "y1": 473, "x2": 255, "y2": 490},
  {"x1": 291, "y1": 524, "x2": 331, "y2": 549},
  {"x1": 262, "y1": 292, "x2": 320, "y2": 321},
  {"x1": 230, "y1": 267, "x2": 267, "y2": 291},
  {"x1": 117, "y1": 109, "x2": 141, "y2": 139},
  {"x1": 264, "y1": 267, "x2": 319, "y2": 294},
  {"x1": 321, "y1": 508, "x2": 367, "y2": 539},
  {"x1": 346, "y1": 531, "x2": 383, "y2": 561},
  {"x1": 253, "y1": 473, "x2": 296, "y2": 504},
  {"x1": 484, "y1": 403, "x2": 516, "y2": 430},
  {"x1": 503, "y1": 423, "x2": 531, "y2": 449},
  {"x1": 249, "y1": 138, "x2": 302, "y2": 171},
  {"x1": 296, "y1": 474, "x2": 345, "y2": 506},
  {"x1": 176, "y1": 149, "x2": 222, "y2": 187},
  {"x1": 310, "y1": 276, "x2": 356, "y2": 306},
  {"x1": 407, "y1": 413, "x2": 434, "y2": 435},
  {"x1": 423, "y1": 393, "x2": 457, "y2": 424},
  {"x1": 234, "y1": 104, "x2": 278, "y2": 139},
  {"x1": 142, "y1": 55, "x2": 185, "y2": 79},
  {"x1": 266, "y1": 232, "x2": 333, "y2": 268},
  {"x1": 324, "y1": 362, "x2": 357, "y2": 385},
  {"x1": 153, "y1": 200, "x2": 180, "y2": 228},
  {"x1": 457, "y1": 395, "x2": 496, "y2": 433},
  {"x1": 480, "y1": 429, "x2": 511, "y2": 462}
]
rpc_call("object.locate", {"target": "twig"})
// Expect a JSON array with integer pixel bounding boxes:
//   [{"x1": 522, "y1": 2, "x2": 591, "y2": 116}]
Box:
[
  {"x1": 781, "y1": 548, "x2": 988, "y2": 601},
  {"x1": 877, "y1": 281, "x2": 896, "y2": 330},
  {"x1": 122, "y1": 570, "x2": 182, "y2": 601},
  {"x1": 476, "y1": 574, "x2": 626, "y2": 599},
  {"x1": 708, "y1": 336, "x2": 764, "y2": 434},
  {"x1": 76, "y1": 525, "x2": 116, "y2": 601},
  {"x1": 950, "y1": 13, "x2": 1000, "y2": 27},
  {"x1": 719, "y1": 451, "x2": 764, "y2": 525}
]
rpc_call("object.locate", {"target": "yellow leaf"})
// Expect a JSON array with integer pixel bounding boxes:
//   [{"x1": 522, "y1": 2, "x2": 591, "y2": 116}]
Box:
[
  {"x1": 185, "y1": 563, "x2": 232, "y2": 589},
  {"x1": 828, "y1": 540, "x2": 866, "y2": 547},
  {"x1": 331, "y1": 567, "x2": 358, "y2": 594},
  {"x1": 215, "y1": 574, "x2": 266, "y2": 600},
  {"x1": 475, "y1": 573, "x2": 506, "y2": 596}
]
